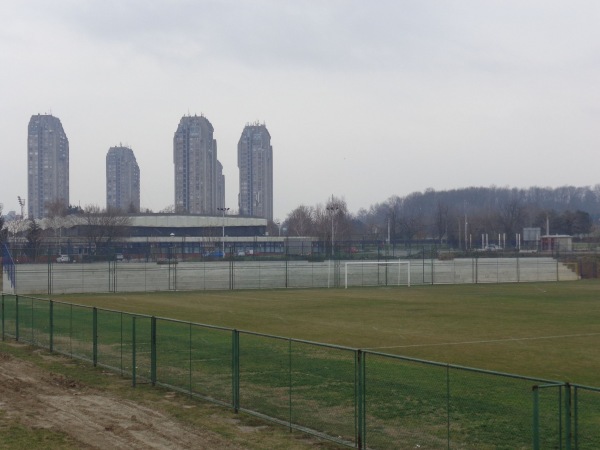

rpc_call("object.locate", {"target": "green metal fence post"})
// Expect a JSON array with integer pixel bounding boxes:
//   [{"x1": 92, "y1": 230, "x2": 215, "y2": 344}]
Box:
[
  {"x1": 188, "y1": 323, "x2": 192, "y2": 396},
  {"x1": 288, "y1": 338, "x2": 292, "y2": 431},
  {"x1": 232, "y1": 329, "x2": 240, "y2": 413},
  {"x1": 15, "y1": 295, "x2": 19, "y2": 341},
  {"x1": 447, "y1": 365, "x2": 451, "y2": 450},
  {"x1": 49, "y1": 300, "x2": 54, "y2": 352},
  {"x1": 151, "y1": 316, "x2": 157, "y2": 386},
  {"x1": 119, "y1": 313, "x2": 124, "y2": 375},
  {"x1": 132, "y1": 316, "x2": 137, "y2": 387},
  {"x1": 92, "y1": 307, "x2": 98, "y2": 367},
  {"x1": 565, "y1": 383, "x2": 572, "y2": 450},
  {"x1": 1, "y1": 293, "x2": 4, "y2": 341},
  {"x1": 559, "y1": 385, "x2": 563, "y2": 448},
  {"x1": 108, "y1": 260, "x2": 112, "y2": 292},
  {"x1": 47, "y1": 249, "x2": 52, "y2": 295},
  {"x1": 173, "y1": 261, "x2": 177, "y2": 291},
  {"x1": 357, "y1": 349, "x2": 366, "y2": 450},
  {"x1": 532, "y1": 385, "x2": 540, "y2": 450},
  {"x1": 30, "y1": 297, "x2": 34, "y2": 344},
  {"x1": 573, "y1": 386, "x2": 578, "y2": 450}
]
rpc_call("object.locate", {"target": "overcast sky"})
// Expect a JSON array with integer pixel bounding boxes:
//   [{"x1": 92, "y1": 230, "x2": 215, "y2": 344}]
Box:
[{"x1": 2, "y1": 1, "x2": 599, "y2": 220}]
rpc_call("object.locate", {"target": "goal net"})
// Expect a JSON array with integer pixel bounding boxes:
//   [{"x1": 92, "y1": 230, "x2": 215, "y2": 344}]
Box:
[{"x1": 344, "y1": 260, "x2": 411, "y2": 289}]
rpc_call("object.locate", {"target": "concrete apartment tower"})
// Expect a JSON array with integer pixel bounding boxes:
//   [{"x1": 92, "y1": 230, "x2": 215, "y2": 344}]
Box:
[
  {"x1": 216, "y1": 160, "x2": 225, "y2": 211},
  {"x1": 237, "y1": 123, "x2": 273, "y2": 220},
  {"x1": 106, "y1": 145, "x2": 140, "y2": 212},
  {"x1": 27, "y1": 114, "x2": 69, "y2": 219},
  {"x1": 173, "y1": 114, "x2": 225, "y2": 214}
]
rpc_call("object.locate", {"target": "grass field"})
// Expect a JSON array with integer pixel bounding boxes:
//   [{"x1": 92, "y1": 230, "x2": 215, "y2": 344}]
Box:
[
  {"x1": 4, "y1": 279, "x2": 600, "y2": 448},
  {"x1": 50, "y1": 279, "x2": 600, "y2": 386}
]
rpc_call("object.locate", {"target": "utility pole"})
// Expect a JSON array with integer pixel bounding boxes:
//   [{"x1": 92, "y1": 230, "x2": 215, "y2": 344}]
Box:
[
  {"x1": 326, "y1": 203, "x2": 339, "y2": 258},
  {"x1": 217, "y1": 207, "x2": 230, "y2": 258}
]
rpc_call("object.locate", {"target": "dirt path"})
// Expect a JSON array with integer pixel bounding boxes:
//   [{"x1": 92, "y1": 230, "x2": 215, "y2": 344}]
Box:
[{"x1": 0, "y1": 350, "x2": 246, "y2": 449}]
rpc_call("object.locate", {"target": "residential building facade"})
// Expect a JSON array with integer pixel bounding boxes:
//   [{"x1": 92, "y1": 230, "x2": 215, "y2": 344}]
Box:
[
  {"x1": 237, "y1": 123, "x2": 273, "y2": 220},
  {"x1": 173, "y1": 114, "x2": 224, "y2": 214},
  {"x1": 27, "y1": 114, "x2": 69, "y2": 219},
  {"x1": 216, "y1": 160, "x2": 225, "y2": 210},
  {"x1": 106, "y1": 146, "x2": 140, "y2": 212}
]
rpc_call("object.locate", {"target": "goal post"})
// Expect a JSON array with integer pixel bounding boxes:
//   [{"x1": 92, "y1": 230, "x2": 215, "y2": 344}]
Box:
[{"x1": 344, "y1": 260, "x2": 411, "y2": 289}]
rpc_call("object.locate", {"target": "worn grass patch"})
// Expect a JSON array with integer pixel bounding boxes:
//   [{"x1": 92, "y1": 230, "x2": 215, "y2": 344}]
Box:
[{"x1": 0, "y1": 341, "x2": 345, "y2": 450}]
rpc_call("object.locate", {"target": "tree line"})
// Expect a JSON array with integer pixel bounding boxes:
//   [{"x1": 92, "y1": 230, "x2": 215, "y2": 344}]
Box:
[
  {"x1": 284, "y1": 186, "x2": 599, "y2": 248},
  {"x1": 3, "y1": 185, "x2": 600, "y2": 258}
]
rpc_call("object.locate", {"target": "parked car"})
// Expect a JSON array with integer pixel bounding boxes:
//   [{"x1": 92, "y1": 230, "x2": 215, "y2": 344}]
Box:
[
  {"x1": 56, "y1": 255, "x2": 70, "y2": 263},
  {"x1": 115, "y1": 253, "x2": 124, "y2": 261},
  {"x1": 485, "y1": 244, "x2": 502, "y2": 251}
]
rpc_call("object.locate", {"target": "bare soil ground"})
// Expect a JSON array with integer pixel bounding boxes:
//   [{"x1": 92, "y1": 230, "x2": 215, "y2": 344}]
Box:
[{"x1": 0, "y1": 347, "x2": 247, "y2": 449}]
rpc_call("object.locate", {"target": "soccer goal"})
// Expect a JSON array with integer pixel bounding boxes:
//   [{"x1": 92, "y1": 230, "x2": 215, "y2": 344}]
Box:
[{"x1": 344, "y1": 260, "x2": 411, "y2": 289}]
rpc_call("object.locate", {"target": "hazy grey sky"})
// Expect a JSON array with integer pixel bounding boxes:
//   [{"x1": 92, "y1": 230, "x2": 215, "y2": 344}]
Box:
[{"x1": 2, "y1": 1, "x2": 599, "y2": 219}]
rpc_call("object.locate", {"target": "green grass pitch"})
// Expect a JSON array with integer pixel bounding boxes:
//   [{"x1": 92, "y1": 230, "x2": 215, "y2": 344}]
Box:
[{"x1": 51, "y1": 279, "x2": 600, "y2": 386}]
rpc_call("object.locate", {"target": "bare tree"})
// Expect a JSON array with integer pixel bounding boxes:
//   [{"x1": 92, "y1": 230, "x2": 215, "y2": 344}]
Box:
[
  {"x1": 82, "y1": 205, "x2": 132, "y2": 251},
  {"x1": 328, "y1": 197, "x2": 353, "y2": 243},
  {"x1": 311, "y1": 197, "x2": 354, "y2": 255},
  {"x1": 46, "y1": 199, "x2": 67, "y2": 218},
  {"x1": 387, "y1": 196, "x2": 403, "y2": 241},
  {"x1": 44, "y1": 199, "x2": 71, "y2": 248},
  {"x1": 266, "y1": 219, "x2": 281, "y2": 237},
  {"x1": 25, "y1": 218, "x2": 44, "y2": 260},
  {"x1": 285, "y1": 205, "x2": 315, "y2": 236},
  {"x1": 356, "y1": 206, "x2": 384, "y2": 240},
  {"x1": 397, "y1": 194, "x2": 426, "y2": 242},
  {"x1": 6, "y1": 218, "x2": 28, "y2": 245},
  {"x1": 433, "y1": 201, "x2": 450, "y2": 244},
  {"x1": 159, "y1": 204, "x2": 176, "y2": 213},
  {"x1": 497, "y1": 194, "x2": 525, "y2": 238}
]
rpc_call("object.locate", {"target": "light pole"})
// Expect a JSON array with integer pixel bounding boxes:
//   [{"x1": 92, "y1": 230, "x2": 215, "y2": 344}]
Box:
[
  {"x1": 326, "y1": 205, "x2": 339, "y2": 258},
  {"x1": 17, "y1": 196, "x2": 25, "y2": 219},
  {"x1": 218, "y1": 207, "x2": 230, "y2": 259},
  {"x1": 169, "y1": 233, "x2": 175, "y2": 261},
  {"x1": 275, "y1": 220, "x2": 281, "y2": 237}
]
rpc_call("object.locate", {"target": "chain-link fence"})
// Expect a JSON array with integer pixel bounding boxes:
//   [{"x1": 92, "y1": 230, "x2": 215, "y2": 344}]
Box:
[
  {"x1": 2, "y1": 292, "x2": 598, "y2": 449},
  {"x1": 3, "y1": 257, "x2": 578, "y2": 295}
]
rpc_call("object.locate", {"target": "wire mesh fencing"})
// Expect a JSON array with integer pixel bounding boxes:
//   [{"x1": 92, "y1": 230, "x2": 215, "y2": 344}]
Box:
[
  {"x1": 2, "y1": 292, "x2": 599, "y2": 449},
  {"x1": 3, "y1": 257, "x2": 578, "y2": 295},
  {"x1": 571, "y1": 385, "x2": 600, "y2": 450}
]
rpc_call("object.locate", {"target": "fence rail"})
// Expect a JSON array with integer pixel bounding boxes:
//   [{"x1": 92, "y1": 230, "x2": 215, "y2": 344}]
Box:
[
  {"x1": 2, "y1": 257, "x2": 578, "y2": 295},
  {"x1": 2, "y1": 292, "x2": 599, "y2": 449}
]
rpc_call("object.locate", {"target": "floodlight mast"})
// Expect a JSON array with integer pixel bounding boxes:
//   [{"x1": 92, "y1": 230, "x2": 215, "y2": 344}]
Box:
[
  {"x1": 326, "y1": 204, "x2": 339, "y2": 258},
  {"x1": 17, "y1": 196, "x2": 25, "y2": 218},
  {"x1": 218, "y1": 207, "x2": 230, "y2": 258},
  {"x1": 275, "y1": 219, "x2": 281, "y2": 236}
]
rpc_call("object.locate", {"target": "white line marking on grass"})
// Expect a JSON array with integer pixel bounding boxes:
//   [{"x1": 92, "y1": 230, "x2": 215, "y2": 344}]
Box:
[{"x1": 365, "y1": 333, "x2": 600, "y2": 350}]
